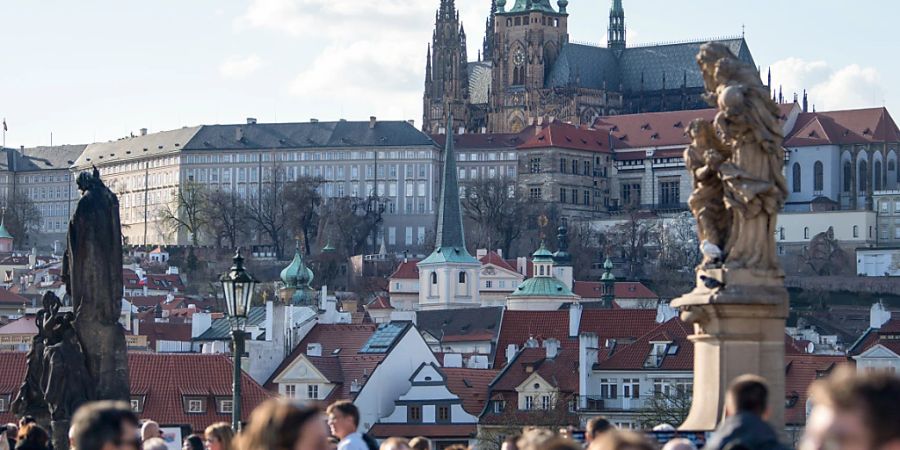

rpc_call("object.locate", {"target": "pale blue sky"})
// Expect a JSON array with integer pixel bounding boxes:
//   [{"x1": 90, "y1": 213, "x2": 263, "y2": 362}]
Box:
[{"x1": 1, "y1": 0, "x2": 895, "y2": 148}]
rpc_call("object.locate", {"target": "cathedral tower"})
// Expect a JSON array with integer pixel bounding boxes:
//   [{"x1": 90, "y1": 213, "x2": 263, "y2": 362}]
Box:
[
  {"x1": 423, "y1": 0, "x2": 469, "y2": 134},
  {"x1": 608, "y1": 0, "x2": 626, "y2": 54},
  {"x1": 488, "y1": 0, "x2": 569, "y2": 132}
]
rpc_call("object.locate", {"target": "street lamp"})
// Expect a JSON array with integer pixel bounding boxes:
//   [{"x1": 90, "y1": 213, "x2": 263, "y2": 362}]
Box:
[{"x1": 219, "y1": 249, "x2": 258, "y2": 431}]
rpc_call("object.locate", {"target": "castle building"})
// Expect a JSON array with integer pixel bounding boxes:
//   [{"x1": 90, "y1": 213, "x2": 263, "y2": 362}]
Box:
[{"x1": 422, "y1": 0, "x2": 756, "y2": 134}]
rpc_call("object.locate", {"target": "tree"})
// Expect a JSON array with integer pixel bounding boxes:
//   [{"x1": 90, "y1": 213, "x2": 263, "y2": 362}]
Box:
[
  {"x1": 1, "y1": 191, "x2": 41, "y2": 248},
  {"x1": 246, "y1": 174, "x2": 291, "y2": 260},
  {"x1": 461, "y1": 177, "x2": 531, "y2": 256},
  {"x1": 656, "y1": 212, "x2": 700, "y2": 273},
  {"x1": 283, "y1": 176, "x2": 323, "y2": 255},
  {"x1": 636, "y1": 385, "x2": 692, "y2": 430},
  {"x1": 604, "y1": 209, "x2": 660, "y2": 279},
  {"x1": 321, "y1": 196, "x2": 383, "y2": 257},
  {"x1": 201, "y1": 189, "x2": 250, "y2": 249},
  {"x1": 476, "y1": 393, "x2": 579, "y2": 450},
  {"x1": 158, "y1": 180, "x2": 208, "y2": 246}
]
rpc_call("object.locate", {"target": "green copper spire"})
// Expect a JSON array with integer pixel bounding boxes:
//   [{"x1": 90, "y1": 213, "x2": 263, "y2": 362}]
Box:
[
  {"x1": 0, "y1": 212, "x2": 12, "y2": 240},
  {"x1": 507, "y1": 0, "x2": 556, "y2": 13}
]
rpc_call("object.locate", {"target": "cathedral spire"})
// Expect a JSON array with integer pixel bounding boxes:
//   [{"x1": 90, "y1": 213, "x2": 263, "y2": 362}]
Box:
[
  {"x1": 425, "y1": 44, "x2": 433, "y2": 91},
  {"x1": 434, "y1": 113, "x2": 468, "y2": 252},
  {"x1": 483, "y1": 0, "x2": 496, "y2": 60},
  {"x1": 608, "y1": 0, "x2": 626, "y2": 54}
]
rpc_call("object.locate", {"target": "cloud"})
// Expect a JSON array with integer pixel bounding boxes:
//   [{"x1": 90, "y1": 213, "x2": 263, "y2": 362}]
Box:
[
  {"x1": 770, "y1": 57, "x2": 883, "y2": 111},
  {"x1": 219, "y1": 55, "x2": 264, "y2": 80}
]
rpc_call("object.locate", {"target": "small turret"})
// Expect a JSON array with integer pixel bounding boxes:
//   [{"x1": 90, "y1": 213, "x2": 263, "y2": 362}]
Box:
[
  {"x1": 608, "y1": 0, "x2": 626, "y2": 54},
  {"x1": 601, "y1": 257, "x2": 615, "y2": 306}
]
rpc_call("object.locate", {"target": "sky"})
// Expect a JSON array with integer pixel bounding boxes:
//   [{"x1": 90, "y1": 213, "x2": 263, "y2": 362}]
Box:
[{"x1": 0, "y1": 0, "x2": 896, "y2": 149}]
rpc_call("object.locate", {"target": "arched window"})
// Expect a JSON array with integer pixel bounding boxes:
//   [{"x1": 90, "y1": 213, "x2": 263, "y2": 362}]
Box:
[
  {"x1": 804, "y1": 227, "x2": 810, "y2": 239},
  {"x1": 792, "y1": 163, "x2": 802, "y2": 193},
  {"x1": 431, "y1": 272, "x2": 438, "y2": 285},
  {"x1": 813, "y1": 161, "x2": 824, "y2": 192},
  {"x1": 843, "y1": 162, "x2": 852, "y2": 192},
  {"x1": 458, "y1": 272, "x2": 466, "y2": 283},
  {"x1": 874, "y1": 161, "x2": 883, "y2": 191},
  {"x1": 539, "y1": 265, "x2": 545, "y2": 276},
  {"x1": 859, "y1": 160, "x2": 868, "y2": 193}
]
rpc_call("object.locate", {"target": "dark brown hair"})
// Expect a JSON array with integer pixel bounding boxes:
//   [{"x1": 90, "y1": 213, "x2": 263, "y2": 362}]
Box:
[
  {"x1": 238, "y1": 399, "x2": 321, "y2": 450},
  {"x1": 585, "y1": 417, "x2": 612, "y2": 439},
  {"x1": 727, "y1": 374, "x2": 769, "y2": 416},
  {"x1": 71, "y1": 401, "x2": 139, "y2": 450}
]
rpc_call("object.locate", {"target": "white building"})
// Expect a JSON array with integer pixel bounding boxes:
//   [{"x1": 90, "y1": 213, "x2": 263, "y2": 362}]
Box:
[
  {"x1": 856, "y1": 248, "x2": 900, "y2": 277},
  {"x1": 850, "y1": 303, "x2": 900, "y2": 374}
]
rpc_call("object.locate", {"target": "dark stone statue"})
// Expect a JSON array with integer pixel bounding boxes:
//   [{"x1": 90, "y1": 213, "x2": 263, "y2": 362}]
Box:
[{"x1": 14, "y1": 169, "x2": 130, "y2": 450}]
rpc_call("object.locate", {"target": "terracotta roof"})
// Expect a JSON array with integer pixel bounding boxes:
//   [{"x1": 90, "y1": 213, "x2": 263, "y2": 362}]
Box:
[
  {"x1": 572, "y1": 281, "x2": 658, "y2": 300},
  {"x1": 594, "y1": 319, "x2": 693, "y2": 370},
  {"x1": 145, "y1": 274, "x2": 185, "y2": 291},
  {"x1": 0, "y1": 316, "x2": 37, "y2": 334},
  {"x1": 0, "y1": 288, "x2": 28, "y2": 305},
  {"x1": 128, "y1": 296, "x2": 174, "y2": 308},
  {"x1": 479, "y1": 251, "x2": 517, "y2": 272},
  {"x1": 785, "y1": 108, "x2": 900, "y2": 146},
  {"x1": 519, "y1": 122, "x2": 612, "y2": 153},
  {"x1": 491, "y1": 347, "x2": 579, "y2": 394},
  {"x1": 0, "y1": 353, "x2": 271, "y2": 431},
  {"x1": 783, "y1": 354, "x2": 849, "y2": 425},
  {"x1": 389, "y1": 260, "x2": 420, "y2": 280},
  {"x1": 369, "y1": 423, "x2": 476, "y2": 439},
  {"x1": 443, "y1": 368, "x2": 500, "y2": 415},
  {"x1": 366, "y1": 296, "x2": 393, "y2": 310}
]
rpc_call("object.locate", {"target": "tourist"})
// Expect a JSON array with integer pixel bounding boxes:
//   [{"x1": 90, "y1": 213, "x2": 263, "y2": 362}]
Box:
[
  {"x1": 183, "y1": 435, "x2": 205, "y2": 450},
  {"x1": 518, "y1": 428, "x2": 555, "y2": 450},
  {"x1": 661, "y1": 438, "x2": 696, "y2": 450},
  {"x1": 589, "y1": 431, "x2": 654, "y2": 450},
  {"x1": 141, "y1": 421, "x2": 162, "y2": 443},
  {"x1": 584, "y1": 417, "x2": 613, "y2": 447},
  {"x1": 378, "y1": 438, "x2": 409, "y2": 450},
  {"x1": 801, "y1": 365, "x2": 900, "y2": 450},
  {"x1": 237, "y1": 398, "x2": 328, "y2": 450},
  {"x1": 539, "y1": 437, "x2": 581, "y2": 450},
  {"x1": 408, "y1": 437, "x2": 430, "y2": 450},
  {"x1": 143, "y1": 438, "x2": 167, "y2": 450},
  {"x1": 204, "y1": 423, "x2": 234, "y2": 450},
  {"x1": 14, "y1": 424, "x2": 49, "y2": 450},
  {"x1": 71, "y1": 401, "x2": 140, "y2": 450},
  {"x1": 326, "y1": 401, "x2": 368, "y2": 450},
  {"x1": 5, "y1": 424, "x2": 18, "y2": 450},
  {"x1": 703, "y1": 375, "x2": 789, "y2": 450},
  {"x1": 501, "y1": 435, "x2": 521, "y2": 450},
  {"x1": 1, "y1": 425, "x2": 11, "y2": 450}
]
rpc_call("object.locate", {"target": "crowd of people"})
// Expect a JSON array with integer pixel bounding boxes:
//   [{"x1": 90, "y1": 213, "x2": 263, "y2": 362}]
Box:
[{"x1": 0, "y1": 366, "x2": 896, "y2": 450}]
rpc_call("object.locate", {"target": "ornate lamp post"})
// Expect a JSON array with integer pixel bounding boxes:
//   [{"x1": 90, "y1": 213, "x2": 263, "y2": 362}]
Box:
[{"x1": 219, "y1": 249, "x2": 258, "y2": 431}]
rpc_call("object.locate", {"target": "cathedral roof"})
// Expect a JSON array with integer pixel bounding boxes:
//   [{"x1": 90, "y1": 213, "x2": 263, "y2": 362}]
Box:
[
  {"x1": 503, "y1": 0, "x2": 559, "y2": 14},
  {"x1": 467, "y1": 61, "x2": 492, "y2": 105},
  {"x1": 546, "y1": 44, "x2": 621, "y2": 90}
]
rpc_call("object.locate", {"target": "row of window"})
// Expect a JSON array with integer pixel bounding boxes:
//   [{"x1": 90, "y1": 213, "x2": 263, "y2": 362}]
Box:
[
  {"x1": 459, "y1": 166, "x2": 516, "y2": 180},
  {"x1": 407, "y1": 404, "x2": 451, "y2": 422},
  {"x1": 596, "y1": 378, "x2": 692, "y2": 400},
  {"x1": 183, "y1": 150, "x2": 433, "y2": 165},
  {"x1": 458, "y1": 152, "x2": 517, "y2": 162},
  {"x1": 840, "y1": 160, "x2": 899, "y2": 193},
  {"x1": 284, "y1": 384, "x2": 319, "y2": 400},
  {"x1": 129, "y1": 395, "x2": 233, "y2": 415},
  {"x1": 505, "y1": 15, "x2": 561, "y2": 27},
  {"x1": 558, "y1": 188, "x2": 592, "y2": 206}
]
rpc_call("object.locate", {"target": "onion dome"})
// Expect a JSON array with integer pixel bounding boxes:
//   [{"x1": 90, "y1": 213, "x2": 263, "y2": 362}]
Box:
[{"x1": 280, "y1": 246, "x2": 314, "y2": 288}]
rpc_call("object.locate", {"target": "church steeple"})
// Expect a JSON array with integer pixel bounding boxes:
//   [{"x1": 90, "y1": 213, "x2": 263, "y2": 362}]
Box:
[
  {"x1": 434, "y1": 114, "x2": 468, "y2": 252},
  {"x1": 608, "y1": 0, "x2": 626, "y2": 54},
  {"x1": 423, "y1": 0, "x2": 469, "y2": 134}
]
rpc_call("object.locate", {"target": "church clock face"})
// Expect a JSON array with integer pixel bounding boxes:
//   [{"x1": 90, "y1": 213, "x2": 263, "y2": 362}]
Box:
[{"x1": 513, "y1": 49, "x2": 525, "y2": 67}]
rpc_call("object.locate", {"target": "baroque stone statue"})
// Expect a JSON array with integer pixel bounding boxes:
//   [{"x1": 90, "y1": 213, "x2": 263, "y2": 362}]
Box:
[
  {"x1": 673, "y1": 43, "x2": 790, "y2": 432},
  {"x1": 39, "y1": 293, "x2": 95, "y2": 421}
]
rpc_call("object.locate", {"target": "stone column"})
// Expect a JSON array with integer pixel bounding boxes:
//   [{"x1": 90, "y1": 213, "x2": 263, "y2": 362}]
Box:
[{"x1": 672, "y1": 268, "x2": 789, "y2": 431}]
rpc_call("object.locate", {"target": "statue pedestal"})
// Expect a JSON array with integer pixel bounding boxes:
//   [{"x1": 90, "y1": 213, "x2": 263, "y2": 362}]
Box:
[
  {"x1": 672, "y1": 268, "x2": 788, "y2": 432},
  {"x1": 51, "y1": 420, "x2": 71, "y2": 450}
]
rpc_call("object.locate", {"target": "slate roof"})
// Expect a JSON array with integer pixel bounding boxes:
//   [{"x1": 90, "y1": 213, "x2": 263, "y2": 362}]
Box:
[
  {"x1": 417, "y1": 306, "x2": 503, "y2": 343},
  {"x1": 468, "y1": 61, "x2": 493, "y2": 105},
  {"x1": 76, "y1": 126, "x2": 201, "y2": 168},
  {"x1": 195, "y1": 306, "x2": 266, "y2": 341},
  {"x1": 443, "y1": 367, "x2": 500, "y2": 415},
  {"x1": 785, "y1": 108, "x2": 900, "y2": 147},
  {"x1": 14, "y1": 145, "x2": 86, "y2": 171},
  {"x1": 546, "y1": 44, "x2": 621, "y2": 90},
  {"x1": 185, "y1": 121, "x2": 433, "y2": 151},
  {"x1": 0, "y1": 353, "x2": 271, "y2": 431},
  {"x1": 783, "y1": 354, "x2": 848, "y2": 425}
]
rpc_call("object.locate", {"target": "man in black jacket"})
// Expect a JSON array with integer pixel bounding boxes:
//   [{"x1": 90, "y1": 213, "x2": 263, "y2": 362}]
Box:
[{"x1": 703, "y1": 375, "x2": 790, "y2": 450}]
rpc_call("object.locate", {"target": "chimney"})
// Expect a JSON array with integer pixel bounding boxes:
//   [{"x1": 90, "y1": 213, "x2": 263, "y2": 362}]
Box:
[
  {"x1": 496, "y1": 249, "x2": 503, "y2": 259},
  {"x1": 444, "y1": 353, "x2": 463, "y2": 368},
  {"x1": 458, "y1": 126, "x2": 465, "y2": 135},
  {"x1": 506, "y1": 344, "x2": 519, "y2": 365},
  {"x1": 235, "y1": 127, "x2": 244, "y2": 142},
  {"x1": 569, "y1": 302, "x2": 583, "y2": 337},
  {"x1": 655, "y1": 301, "x2": 678, "y2": 323},
  {"x1": 535, "y1": 124, "x2": 543, "y2": 136},
  {"x1": 871, "y1": 301, "x2": 892, "y2": 329},
  {"x1": 140, "y1": 128, "x2": 148, "y2": 136},
  {"x1": 310, "y1": 118, "x2": 319, "y2": 123},
  {"x1": 480, "y1": 127, "x2": 487, "y2": 133},
  {"x1": 307, "y1": 343, "x2": 323, "y2": 357},
  {"x1": 439, "y1": 127, "x2": 446, "y2": 134},
  {"x1": 543, "y1": 338, "x2": 560, "y2": 359},
  {"x1": 369, "y1": 116, "x2": 377, "y2": 129},
  {"x1": 517, "y1": 256, "x2": 528, "y2": 275},
  {"x1": 191, "y1": 312, "x2": 213, "y2": 338},
  {"x1": 246, "y1": 117, "x2": 257, "y2": 125},
  {"x1": 525, "y1": 336, "x2": 539, "y2": 348},
  {"x1": 407, "y1": 119, "x2": 415, "y2": 127},
  {"x1": 578, "y1": 332, "x2": 599, "y2": 409},
  {"x1": 476, "y1": 249, "x2": 488, "y2": 258}
]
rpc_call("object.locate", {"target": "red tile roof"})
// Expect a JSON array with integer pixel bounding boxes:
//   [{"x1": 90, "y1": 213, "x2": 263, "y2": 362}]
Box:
[
  {"x1": 443, "y1": 368, "x2": 500, "y2": 415},
  {"x1": 491, "y1": 347, "x2": 580, "y2": 393},
  {"x1": 389, "y1": 260, "x2": 420, "y2": 280},
  {"x1": 785, "y1": 108, "x2": 900, "y2": 147},
  {"x1": 0, "y1": 353, "x2": 271, "y2": 431},
  {"x1": 0, "y1": 288, "x2": 28, "y2": 305},
  {"x1": 572, "y1": 281, "x2": 658, "y2": 300},
  {"x1": 369, "y1": 423, "x2": 476, "y2": 439},
  {"x1": 519, "y1": 122, "x2": 612, "y2": 153},
  {"x1": 366, "y1": 296, "x2": 393, "y2": 310},
  {"x1": 594, "y1": 319, "x2": 693, "y2": 371},
  {"x1": 479, "y1": 251, "x2": 517, "y2": 272},
  {"x1": 783, "y1": 355, "x2": 849, "y2": 425},
  {"x1": 0, "y1": 316, "x2": 37, "y2": 334}
]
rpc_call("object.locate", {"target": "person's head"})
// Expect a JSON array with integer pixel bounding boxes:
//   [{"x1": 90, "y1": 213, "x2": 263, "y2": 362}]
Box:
[
  {"x1": 661, "y1": 438, "x2": 697, "y2": 450},
  {"x1": 238, "y1": 399, "x2": 327, "y2": 450},
  {"x1": 17, "y1": 418, "x2": 34, "y2": 430},
  {"x1": 585, "y1": 417, "x2": 612, "y2": 444},
  {"x1": 72, "y1": 401, "x2": 140, "y2": 450},
  {"x1": 589, "y1": 431, "x2": 654, "y2": 450},
  {"x1": 379, "y1": 438, "x2": 409, "y2": 450},
  {"x1": 141, "y1": 422, "x2": 162, "y2": 443},
  {"x1": 142, "y1": 439, "x2": 167, "y2": 450},
  {"x1": 536, "y1": 437, "x2": 580, "y2": 450},
  {"x1": 408, "y1": 437, "x2": 431, "y2": 450},
  {"x1": 517, "y1": 428, "x2": 554, "y2": 450},
  {"x1": 501, "y1": 435, "x2": 521, "y2": 450},
  {"x1": 325, "y1": 401, "x2": 359, "y2": 439},
  {"x1": 5, "y1": 424, "x2": 18, "y2": 442},
  {"x1": 724, "y1": 374, "x2": 769, "y2": 419},
  {"x1": 204, "y1": 423, "x2": 234, "y2": 450},
  {"x1": 15, "y1": 424, "x2": 50, "y2": 450},
  {"x1": 0, "y1": 426, "x2": 10, "y2": 450},
  {"x1": 801, "y1": 365, "x2": 900, "y2": 450},
  {"x1": 183, "y1": 435, "x2": 204, "y2": 450}
]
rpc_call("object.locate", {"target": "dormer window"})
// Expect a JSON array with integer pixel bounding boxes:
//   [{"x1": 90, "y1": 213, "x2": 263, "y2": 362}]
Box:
[
  {"x1": 130, "y1": 395, "x2": 145, "y2": 413},
  {"x1": 0, "y1": 394, "x2": 11, "y2": 413},
  {"x1": 183, "y1": 397, "x2": 207, "y2": 414},
  {"x1": 216, "y1": 398, "x2": 234, "y2": 414}
]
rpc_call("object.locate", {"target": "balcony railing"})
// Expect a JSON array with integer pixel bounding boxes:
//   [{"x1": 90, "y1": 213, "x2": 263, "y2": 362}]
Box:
[{"x1": 577, "y1": 396, "x2": 648, "y2": 411}]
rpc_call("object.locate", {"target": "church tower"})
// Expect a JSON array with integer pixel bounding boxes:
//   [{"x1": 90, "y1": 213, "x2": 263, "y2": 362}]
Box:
[
  {"x1": 482, "y1": 0, "x2": 496, "y2": 61},
  {"x1": 608, "y1": 0, "x2": 626, "y2": 54},
  {"x1": 423, "y1": 0, "x2": 469, "y2": 135},
  {"x1": 417, "y1": 115, "x2": 481, "y2": 310},
  {"x1": 488, "y1": 0, "x2": 570, "y2": 132}
]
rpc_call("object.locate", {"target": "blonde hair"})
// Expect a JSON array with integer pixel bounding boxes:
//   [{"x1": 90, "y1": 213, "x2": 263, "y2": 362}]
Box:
[
  {"x1": 379, "y1": 437, "x2": 410, "y2": 450},
  {"x1": 204, "y1": 423, "x2": 235, "y2": 450}
]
